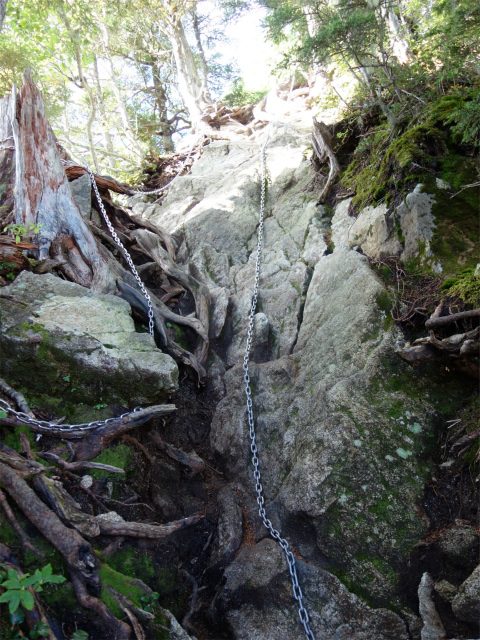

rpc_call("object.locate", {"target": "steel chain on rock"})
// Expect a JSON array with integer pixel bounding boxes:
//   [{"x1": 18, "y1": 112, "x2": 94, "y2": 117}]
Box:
[
  {"x1": 86, "y1": 167, "x2": 155, "y2": 337},
  {"x1": 242, "y1": 135, "x2": 316, "y2": 640}
]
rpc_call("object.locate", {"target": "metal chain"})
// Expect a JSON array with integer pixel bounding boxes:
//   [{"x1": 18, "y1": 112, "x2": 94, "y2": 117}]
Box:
[
  {"x1": 86, "y1": 167, "x2": 155, "y2": 337},
  {"x1": 0, "y1": 398, "x2": 142, "y2": 434},
  {"x1": 127, "y1": 145, "x2": 197, "y2": 196},
  {"x1": 242, "y1": 135, "x2": 316, "y2": 640},
  {"x1": 0, "y1": 170, "x2": 159, "y2": 433}
]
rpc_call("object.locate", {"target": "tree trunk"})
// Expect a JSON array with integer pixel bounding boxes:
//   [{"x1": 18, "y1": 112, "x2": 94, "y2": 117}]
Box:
[
  {"x1": 6, "y1": 71, "x2": 111, "y2": 289},
  {"x1": 92, "y1": 54, "x2": 115, "y2": 165},
  {"x1": 0, "y1": 92, "x2": 15, "y2": 224},
  {"x1": 166, "y1": 13, "x2": 212, "y2": 130},
  {"x1": 98, "y1": 21, "x2": 144, "y2": 159},
  {"x1": 0, "y1": 0, "x2": 6, "y2": 32},
  {"x1": 381, "y1": 3, "x2": 411, "y2": 64},
  {"x1": 152, "y1": 65, "x2": 175, "y2": 153},
  {"x1": 190, "y1": 8, "x2": 211, "y2": 100}
]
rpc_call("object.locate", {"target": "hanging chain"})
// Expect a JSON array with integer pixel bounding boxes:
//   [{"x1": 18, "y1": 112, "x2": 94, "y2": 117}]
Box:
[
  {"x1": 85, "y1": 166, "x2": 155, "y2": 337},
  {"x1": 0, "y1": 398, "x2": 143, "y2": 434},
  {"x1": 125, "y1": 144, "x2": 197, "y2": 196},
  {"x1": 242, "y1": 136, "x2": 316, "y2": 640},
  {"x1": 0, "y1": 170, "x2": 159, "y2": 433}
]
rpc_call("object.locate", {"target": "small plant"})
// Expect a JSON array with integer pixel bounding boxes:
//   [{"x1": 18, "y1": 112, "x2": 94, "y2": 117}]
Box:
[
  {"x1": 3, "y1": 222, "x2": 41, "y2": 244},
  {"x1": 442, "y1": 268, "x2": 480, "y2": 306},
  {"x1": 0, "y1": 260, "x2": 18, "y2": 281},
  {"x1": 139, "y1": 590, "x2": 159, "y2": 613},
  {"x1": 223, "y1": 78, "x2": 267, "y2": 108},
  {"x1": 0, "y1": 563, "x2": 65, "y2": 615},
  {"x1": 29, "y1": 621, "x2": 52, "y2": 638}
]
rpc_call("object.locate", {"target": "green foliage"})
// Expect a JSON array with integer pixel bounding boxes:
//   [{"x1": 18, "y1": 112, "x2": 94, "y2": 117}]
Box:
[
  {"x1": 3, "y1": 223, "x2": 41, "y2": 243},
  {"x1": 29, "y1": 621, "x2": 52, "y2": 639},
  {"x1": 0, "y1": 261, "x2": 17, "y2": 281},
  {"x1": 340, "y1": 87, "x2": 480, "y2": 209},
  {"x1": 223, "y1": 78, "x2": 267, "y2": 107},
  {"x1": 0, "y1": 564, "x2": 65, "y2": 616},
  {"x1": 91, "y1": 443, "x2": 131, "y2": 479},
  {"x1": 444, "y1": 90, "x2": 480, "y2": 148},
  {"x1": 70, "y1": 631, "x2": 89, "y2": 640},
  {"x1": 139, "y1": 591, "x2": 160, "y2": 613}
]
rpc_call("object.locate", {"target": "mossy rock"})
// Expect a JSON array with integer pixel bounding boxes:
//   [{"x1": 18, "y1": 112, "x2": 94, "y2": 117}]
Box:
[
  {"x1": 340, "y1": 88, "x2": 480, "y2": 215},
  {"x1": 0, "y1": 272, "x2": 178, "y2": 414},
  {"x1": 318, "y1": 352, "x2": 474, "y2": 608}
]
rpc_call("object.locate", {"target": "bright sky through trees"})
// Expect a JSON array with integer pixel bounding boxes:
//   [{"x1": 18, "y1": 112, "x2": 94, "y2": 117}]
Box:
[{"x1": 221, "y1": 5, "x2": 274, "y2": 91}]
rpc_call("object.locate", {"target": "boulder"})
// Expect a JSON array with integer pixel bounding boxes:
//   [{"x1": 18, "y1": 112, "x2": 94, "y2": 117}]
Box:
[
  {"x1": 435, "y1": 524, "x2": 479, "y2": 571},
  {"x1": 0, "y1": 272, "x2": 178, "y2": 410},
  {"x1": 219, "y1": 538, "x2": 409, "y2": 640},
  {"x1": 451, "y1": 564, "x2": 480, "y2": 625}
]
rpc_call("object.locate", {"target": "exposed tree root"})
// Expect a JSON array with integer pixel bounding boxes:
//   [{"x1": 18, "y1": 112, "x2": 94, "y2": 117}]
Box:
[{"x1": 312, "y1": 118, "x2": 340, "y2": 202}]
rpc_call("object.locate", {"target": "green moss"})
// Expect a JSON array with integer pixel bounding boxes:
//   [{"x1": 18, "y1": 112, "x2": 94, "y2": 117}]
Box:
[
  {"x1": 330, "y1": 567, "x2": 377, "y2": 607},
  {"x1": 340, "y1": 90, "x2": 480, "y2": 211},
  {"x1": 99, "y1": 563, "x2": 148, "y2": 617},
  {"x1": 2, "y1": 423, "x2": 36, "y2": 453},
  {"x1": 91, "y1": 444, "x2": 132, "y2": 479},
  {"x1": 106, "y1": 546, "x2": 155, "y2": 583},
  {"x1": 375, "y1": 290, "x2": 393, "y2": 314},
  {"x1": 442, "y1": 268, "x2": 480, "y2": 305},
  {"x1": 166, "y1": 322, "x2": 190, "y2": 350},
  {"x1": 42, "y1": 581, "x2": 77, "y2": 611}
]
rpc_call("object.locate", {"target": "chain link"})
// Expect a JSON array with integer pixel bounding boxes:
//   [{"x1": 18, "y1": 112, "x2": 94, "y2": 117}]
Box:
[
  {"x1": 86, "y1": 167, "x2": 155, "y2": 337},
  {"x1": 0, "y1": 398, "x2": 142, "y2": 434},
  {"x1": 242, "y1": 135, "x2": 316, "y2": 640},
  {"x1": 127, "y1": 145, "x2": 197, "y2": 196},
  {"x1": 0, "y1": 170, "x2": 158, "y2": 434}
]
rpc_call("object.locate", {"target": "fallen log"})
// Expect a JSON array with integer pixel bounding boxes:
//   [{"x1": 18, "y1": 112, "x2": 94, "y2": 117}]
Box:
[
  {"x1": 0, "y1": 461, "x2": 98, "y2": 581},
  {"x1": 96, "y1": 513, "x2": 204, "y2": 538}
]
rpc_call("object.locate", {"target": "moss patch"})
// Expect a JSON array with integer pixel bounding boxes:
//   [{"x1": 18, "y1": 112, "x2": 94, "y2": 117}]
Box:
[
  {"x1": 340, "y1": 90, "x2": 480, "y2": 213},
  {"x1": 99, "y1": 563, "x2": 148, "y2": 617},
  {"x1": 441, "y1": 267, "x2": 480, "y2": 305},
  {"x1": 319, "y1": 352, "x2": 474, "y2": 607},
  {"x1": 91, "y1": 444, "x2": 132, "y2": 479}
]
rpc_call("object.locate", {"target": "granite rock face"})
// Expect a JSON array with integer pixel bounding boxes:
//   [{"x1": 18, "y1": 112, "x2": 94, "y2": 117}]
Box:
[
  {"x1": 219, "y1": 539, "x2": 410, "y2": 640},
  {"x1": 331, "y1": 184, "x2": 437, "y2": 264},
  {"x1": 451, "y1": 565, "x2": 480, "y2": 625},
  {"x1": 131, "y1": 121, "x2": 465, "y2": 637},
  {"x1": 0, "y1": 271, "x2": 178, "y2": 407}
]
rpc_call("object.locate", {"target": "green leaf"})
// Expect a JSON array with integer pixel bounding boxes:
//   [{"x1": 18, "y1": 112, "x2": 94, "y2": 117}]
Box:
[
  {"x1": 42, "y1": 563, "x2": 52, "y2": 578},
  {"x1": 45, "y1": 574, "x2": 66, "y2": 584},
  {"x1": 8, "y1": 590, "x2": 21, "y2": 614},
  {"x1": 1, "y1": 577, "x2": 21, "y2": 589},
  {"x1": 0, "y1": 410, "x2": 7, "y2": 419},
  {"x1": 31, "y1": 620, "x2": 50, "y2": 638},
  {"x1": 0, "y1": 590, "x2": 14, "y2": 603},
  {"x1": 22, "y1": 575, "x2": 38, "y2": 587},
  {"x1": 71, "y1": 630, "x2": 89, "y2": 640},
  {"x1": 20, "y1": 589, "x2": 35, "y2": 610}
]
